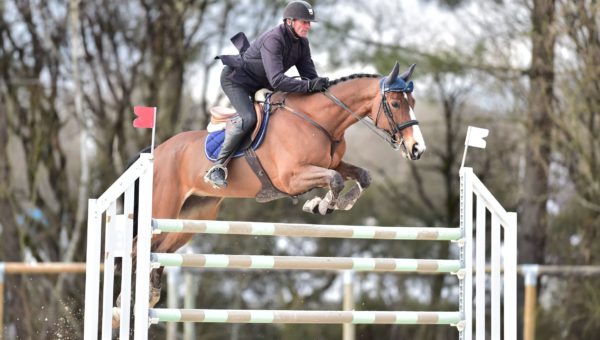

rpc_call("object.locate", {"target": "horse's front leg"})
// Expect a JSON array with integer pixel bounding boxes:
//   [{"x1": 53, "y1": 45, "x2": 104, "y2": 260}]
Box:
[
  {"x1": 332, "y1": 161, "x2": 372, "y2": 211},
  {"x1": 287, "y1": 165, "x2": 344, "y2": 215}
]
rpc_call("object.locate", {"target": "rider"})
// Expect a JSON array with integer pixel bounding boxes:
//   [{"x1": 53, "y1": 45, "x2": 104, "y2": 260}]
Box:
[{"x1": 205, "y1": 0, "x2": 330, "y2": 189}]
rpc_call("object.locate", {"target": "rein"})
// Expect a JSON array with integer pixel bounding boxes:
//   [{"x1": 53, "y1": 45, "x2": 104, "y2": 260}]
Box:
[{"x1": 322, "y1": 91, "x2": 396, "y2": 148}]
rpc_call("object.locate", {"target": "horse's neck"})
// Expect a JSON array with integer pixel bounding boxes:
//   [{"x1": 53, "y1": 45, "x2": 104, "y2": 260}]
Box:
[
  {"x1": 319, "y1": 79, "x2": 378, "y2": 138},
  {"x1": 280, "y1": 79, "x2": 377, "y2": 139}
]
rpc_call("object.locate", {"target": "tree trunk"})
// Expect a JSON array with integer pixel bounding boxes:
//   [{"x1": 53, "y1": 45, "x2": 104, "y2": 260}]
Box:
[
  {"x1": 520, "y1": 0, "x2": 555, "y2": 269},
  {"x1": 519, "y1": 0, "x2": 556, "y2": 338},
  {"x1": 0, "y1": 84, "x2": 29, "y2": 340}
]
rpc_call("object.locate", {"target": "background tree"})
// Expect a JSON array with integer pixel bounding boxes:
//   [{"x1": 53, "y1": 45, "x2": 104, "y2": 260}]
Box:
[
  {"x1": 1, "y1": 0, "x2": 600, "y2": 339},
  {"x1": 519, "y1": 0, "x2": 555, "y2": 275},
  {"x1": 538, "y1": 1, "x2": 600, "y2": 338},
  {"x1": 0, "y1": 0, "x2": 236, "y2": 337}
]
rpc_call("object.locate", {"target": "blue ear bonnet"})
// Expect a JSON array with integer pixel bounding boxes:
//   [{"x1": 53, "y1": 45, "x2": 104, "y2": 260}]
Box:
[{"x1": 380, "y1": 77, "x2": 414, "y2": 93}]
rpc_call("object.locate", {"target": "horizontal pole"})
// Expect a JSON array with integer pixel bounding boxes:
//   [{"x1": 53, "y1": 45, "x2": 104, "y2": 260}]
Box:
[
  {"x1": 3, "y1": 261, "x2": 596, "y2": 277},
  {"x1": 521, "y1": 265, "x2": 600, "y2": 276},
  {"x1": 149, "y1": 309, "x2": 462, "y2": 325},
  {"x1": 151, "y1": 254, "x2": 462, "y2": 273},
  {"x1": 1, "y1": 262, "x2": 101, "y2": 274},
  {"x1": 152, "y1": 219, "x2": 462, "y2": 241}
]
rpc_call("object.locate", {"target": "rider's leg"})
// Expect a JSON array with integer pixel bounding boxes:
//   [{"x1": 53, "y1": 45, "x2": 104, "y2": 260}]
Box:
[
  {"x1": 204, "y1": 66, "x2": 257, "y2": 189},
  {"x1": 204, "y1": 116, "x2": 244, "y2": 188}
]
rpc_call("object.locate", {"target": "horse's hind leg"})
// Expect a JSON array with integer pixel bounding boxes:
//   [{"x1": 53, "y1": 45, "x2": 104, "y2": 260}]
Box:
[
  {"x1": 290, "y1": 165, "x2": 345, "y2": 215},
  {"x1": 300, "y1": 162, "x2": 371, "y2": 214},
  {"x1": 332, "y1": 161, "x2": 372, "y2": 211}
]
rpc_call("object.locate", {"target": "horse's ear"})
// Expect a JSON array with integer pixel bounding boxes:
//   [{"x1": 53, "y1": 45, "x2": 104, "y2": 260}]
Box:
[
  {"x1": 385, "y1": 61, "x2": 400, "y2": 85},
  {"x1": 400, "y1": 64, "x2": 417, "y2": 81}
]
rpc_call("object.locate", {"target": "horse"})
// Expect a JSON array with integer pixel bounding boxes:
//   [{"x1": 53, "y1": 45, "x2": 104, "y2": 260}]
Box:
[{"x1": 112, "y1": 61, "x2": 426, "y2": 327}]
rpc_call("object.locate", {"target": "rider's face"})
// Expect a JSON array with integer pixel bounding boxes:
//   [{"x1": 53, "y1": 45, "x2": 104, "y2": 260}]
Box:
[{"x1": 290, "y1": 19, "x2": 311, "y2": 38}]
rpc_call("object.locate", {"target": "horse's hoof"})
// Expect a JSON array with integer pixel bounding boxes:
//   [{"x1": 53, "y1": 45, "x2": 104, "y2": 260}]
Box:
[
  {"x1": 318, "y1": 208, "x2": 334, "y2": 215},
  {"x1": 335, "y1": 182, "x2": 363, "y2": 210},
  {"x1": 303, "y1": 204, "x2": 319, "y2": 214},
  {"x1": 150, "y1": 287, "x2": 162, "y2": 307},
  {"x1": 318, "y1": 202, "x2": 335, "y2": 215},
  {"x1": 317, "y1": 192, "x2": 335, "y2": 215},
  {"x1": 112, "y1": 307, "x2": 120, "y2": 329},
  {"x1": 302, "y1": 197, "x2": 321, "y2": 214}
]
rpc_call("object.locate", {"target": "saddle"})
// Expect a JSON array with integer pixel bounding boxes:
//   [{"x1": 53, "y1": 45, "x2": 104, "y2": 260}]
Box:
[
  {"x1": 205, "y1": 89, "x2": 290, "y2": 202},
  {"x1": 206, "y1": 89, "x2": 271, "y2": 140},
  {"x1": 204, "y1": 89, "x2": 271, "y2": 162}
]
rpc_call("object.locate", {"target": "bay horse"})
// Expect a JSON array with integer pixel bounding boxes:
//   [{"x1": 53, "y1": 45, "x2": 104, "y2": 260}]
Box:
[{"x1": 113, "y1": 62, "x2": 426, "y2": 326}]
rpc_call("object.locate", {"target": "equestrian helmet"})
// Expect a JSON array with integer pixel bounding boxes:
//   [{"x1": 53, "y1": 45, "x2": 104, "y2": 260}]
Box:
[{"x1": 283, "y1": 1, "x2": 317, "y2": 22}]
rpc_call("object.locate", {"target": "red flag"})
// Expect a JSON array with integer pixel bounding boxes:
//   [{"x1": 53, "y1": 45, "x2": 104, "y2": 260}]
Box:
[{"x1": 133, "y1": 106, "x2": 155, "y2": 128}]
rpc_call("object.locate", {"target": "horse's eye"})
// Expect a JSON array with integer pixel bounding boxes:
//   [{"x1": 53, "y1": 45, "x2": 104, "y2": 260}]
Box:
[{"x1": 391, "y1": 102, "x2": 400, "y2": 109}]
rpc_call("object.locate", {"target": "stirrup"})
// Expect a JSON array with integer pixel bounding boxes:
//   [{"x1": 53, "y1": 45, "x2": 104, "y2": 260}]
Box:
[{"x1": 204, "y1": 164, "x2": 229, "y2": 189}]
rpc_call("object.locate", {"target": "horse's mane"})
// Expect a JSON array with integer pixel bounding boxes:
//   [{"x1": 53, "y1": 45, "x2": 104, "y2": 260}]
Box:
[{"x1": 329, "y1": 73, "x2": 380, "y2": 87}]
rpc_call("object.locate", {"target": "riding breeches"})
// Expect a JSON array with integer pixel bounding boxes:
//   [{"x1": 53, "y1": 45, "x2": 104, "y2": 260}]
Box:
[{"x1": 220, "y1": 66, "x2": 257, "y2": 134}]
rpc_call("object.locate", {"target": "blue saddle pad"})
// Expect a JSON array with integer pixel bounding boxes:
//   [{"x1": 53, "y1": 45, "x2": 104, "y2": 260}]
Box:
[{"x1": 204, "y1": 95, "x2": 272, "y2": 161}]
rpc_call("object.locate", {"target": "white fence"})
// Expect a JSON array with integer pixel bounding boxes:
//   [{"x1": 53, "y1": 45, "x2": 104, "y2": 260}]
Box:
[{"x1": 83, "y1": 154, "x2": 516, "y2": 340}]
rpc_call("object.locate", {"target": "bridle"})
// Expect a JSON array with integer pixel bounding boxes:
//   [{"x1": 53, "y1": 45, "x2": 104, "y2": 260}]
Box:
[
  {"x1": 322, "y1": 77, "x2": 419, "y2": 151},
  {"x1": 374, "y1": 78, "x2": 419, "y2": 149}
]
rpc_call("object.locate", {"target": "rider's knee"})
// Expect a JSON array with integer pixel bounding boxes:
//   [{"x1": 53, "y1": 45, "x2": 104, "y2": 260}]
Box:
[
  {"x1": 241, "y1": 114, "x2": 257, "y2": 132},
  {"x1": 228, "y1": 114, "x2": 244, "y2": 132}
]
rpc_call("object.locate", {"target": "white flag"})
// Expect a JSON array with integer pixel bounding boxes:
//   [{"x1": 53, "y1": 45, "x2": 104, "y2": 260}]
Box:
[{"x1": 465, "y1": 126, "x2": 489, "y2": 149}]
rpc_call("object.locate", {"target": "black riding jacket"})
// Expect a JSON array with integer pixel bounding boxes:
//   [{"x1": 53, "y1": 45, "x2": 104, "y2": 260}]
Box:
[{"x1": 217, "y1": 24, "x2": 319, "y2": 94}]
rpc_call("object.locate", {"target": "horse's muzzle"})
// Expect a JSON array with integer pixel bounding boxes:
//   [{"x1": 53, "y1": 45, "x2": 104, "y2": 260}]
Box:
[{"x1": 410, "y1": 142, "x2": 426, "y2": 160}]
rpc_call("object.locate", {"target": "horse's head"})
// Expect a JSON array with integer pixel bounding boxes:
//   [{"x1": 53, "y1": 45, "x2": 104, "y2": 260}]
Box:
[{"x1": 371, "y1": 62, "x2": 426, "y2": 160}]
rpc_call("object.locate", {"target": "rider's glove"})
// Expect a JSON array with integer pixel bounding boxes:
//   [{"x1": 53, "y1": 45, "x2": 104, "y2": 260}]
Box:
[{"x1": 308, "y1": 77, "x2": 330, "y2": 92}]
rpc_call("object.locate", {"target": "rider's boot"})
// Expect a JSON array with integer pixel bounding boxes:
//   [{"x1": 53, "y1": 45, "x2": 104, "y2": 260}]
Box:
[{"x1": 204, "y1": 116, "x2": 245, "y2": 189}]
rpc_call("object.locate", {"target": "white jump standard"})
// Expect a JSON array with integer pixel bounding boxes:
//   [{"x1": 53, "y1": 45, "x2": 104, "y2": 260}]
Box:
[{"x1": 83, "y1": 152, "x2": 517, "y2": 340}]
